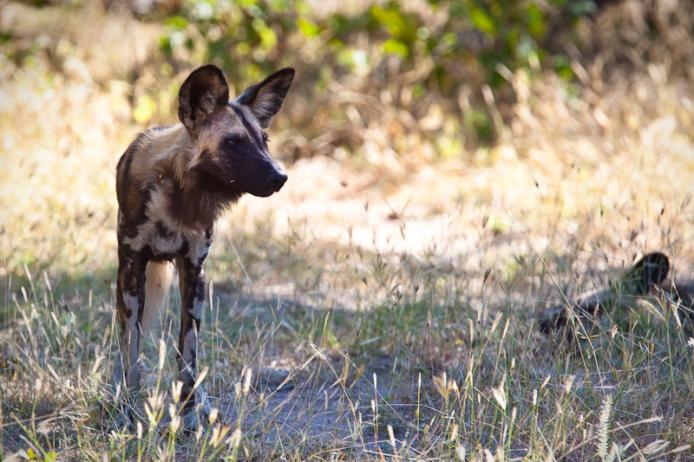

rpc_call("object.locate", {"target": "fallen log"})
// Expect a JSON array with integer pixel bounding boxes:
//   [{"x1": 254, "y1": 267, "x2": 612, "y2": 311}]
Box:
[
  {"x1": 538, "y1": 252, "x2": 670, "y2": 334},
  {"x1": 654, "y1": 280, "x2": 694, "y2": 329}
]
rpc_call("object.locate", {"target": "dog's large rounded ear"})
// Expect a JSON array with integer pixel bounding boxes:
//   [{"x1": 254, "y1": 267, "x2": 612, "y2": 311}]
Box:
[
  {"x1": 178, "y1": 65, "x2": 229, "y2": 133},
  {"x1": 236, "y1": 68, "x2": 294, "y2": 128}
]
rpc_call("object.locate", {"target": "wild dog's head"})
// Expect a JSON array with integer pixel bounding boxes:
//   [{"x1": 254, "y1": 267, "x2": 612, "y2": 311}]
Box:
[{"x1": 178, "y1": 64, "x2": 294, "y2": 197}]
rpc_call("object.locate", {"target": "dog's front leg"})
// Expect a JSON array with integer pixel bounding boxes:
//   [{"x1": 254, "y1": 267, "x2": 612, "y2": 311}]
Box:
[
  {"x1": 176, "y1": 252, "x2": 208, "y2": 430},
  {"x1": 113, "y1": 248, "x2": 148, "y2": 424}
]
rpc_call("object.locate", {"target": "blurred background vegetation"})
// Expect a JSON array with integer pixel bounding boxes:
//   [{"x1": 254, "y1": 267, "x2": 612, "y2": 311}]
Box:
[
  {"x1": 0, "y1": 0, "x2": 692, "y2": 274},
  {"x1": 4, "y1": 0, "x2": 692, "y2": 152}
]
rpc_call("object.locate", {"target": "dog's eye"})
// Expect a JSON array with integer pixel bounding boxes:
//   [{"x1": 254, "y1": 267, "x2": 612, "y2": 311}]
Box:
[{"x1": 223, "y1": 134, "x2": 242, "y2": 147}]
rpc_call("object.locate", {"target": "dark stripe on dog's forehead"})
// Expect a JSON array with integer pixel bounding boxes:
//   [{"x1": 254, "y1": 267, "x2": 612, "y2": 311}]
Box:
[{"x1": 229, "y1": 102, "x2": 264, "y2": 146}]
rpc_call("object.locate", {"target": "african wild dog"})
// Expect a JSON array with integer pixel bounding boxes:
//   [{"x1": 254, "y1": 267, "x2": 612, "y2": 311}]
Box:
[{"x1": 113, "y1": 65, "x2": 294, "y2": 429}]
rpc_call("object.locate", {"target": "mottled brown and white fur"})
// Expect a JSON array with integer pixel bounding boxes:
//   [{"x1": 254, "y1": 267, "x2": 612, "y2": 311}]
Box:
[{"x1": 113, "y1": 65, "x2": 294, "y2": 430}]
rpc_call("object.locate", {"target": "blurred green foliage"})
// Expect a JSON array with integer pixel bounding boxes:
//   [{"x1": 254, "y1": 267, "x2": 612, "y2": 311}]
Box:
[
  {"x1": 160, "y1": 0, "x2": 299, "y2": 85},
  {"x1": 160, "y1": 0, "x2": 595, "y2": 89},
  {"x1": 157, "y1": 0, "x2": 596, "y2": 146}
]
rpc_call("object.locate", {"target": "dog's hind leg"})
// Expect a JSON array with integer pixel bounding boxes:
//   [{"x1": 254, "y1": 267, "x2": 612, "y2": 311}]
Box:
[
  {"x1": 175, "y1": 249, "x2": 210, "y2": 431},
  {"x1": 112, "y1": 248, "x2": 148, "y2": 427}
]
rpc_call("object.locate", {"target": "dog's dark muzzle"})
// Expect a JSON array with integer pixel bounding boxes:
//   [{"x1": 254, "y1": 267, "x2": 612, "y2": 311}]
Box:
[
  {"x1": 269, "y1": 170, "x2": 288, "y2": 192},
  {"x1": 242, "y1": 158, "x2": 288, "y2": 197}
]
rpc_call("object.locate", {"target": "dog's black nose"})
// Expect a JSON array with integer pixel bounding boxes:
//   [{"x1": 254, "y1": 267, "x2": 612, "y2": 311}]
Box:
[{"x1": 271, "y1": 172, "x2": 288, "y2": 191}]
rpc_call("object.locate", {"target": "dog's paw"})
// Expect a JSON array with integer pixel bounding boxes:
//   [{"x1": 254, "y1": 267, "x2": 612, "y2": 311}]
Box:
[
  {"x1": 196, "y1": 387, "x2": 212, "y2": 416},
  {"x1": 179, "y1": 390, "x2": 212, "y2": 432},
  {"x1": 112, "y1": 409, "x2": 135, "y2": 431},
  {"x1": 181, "y1": 409, "x2": 200, "y2": 432}
]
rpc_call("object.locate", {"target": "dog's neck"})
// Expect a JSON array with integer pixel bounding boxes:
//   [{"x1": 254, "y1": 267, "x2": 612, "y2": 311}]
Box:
[{"x1": 163, "y1": 126, "x2": 244, "y2": 232}]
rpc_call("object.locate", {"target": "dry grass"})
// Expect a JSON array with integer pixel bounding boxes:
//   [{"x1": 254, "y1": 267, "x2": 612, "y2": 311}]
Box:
[{"x1": 2, "y1": 2, "x2": 694, "y2": 461}]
